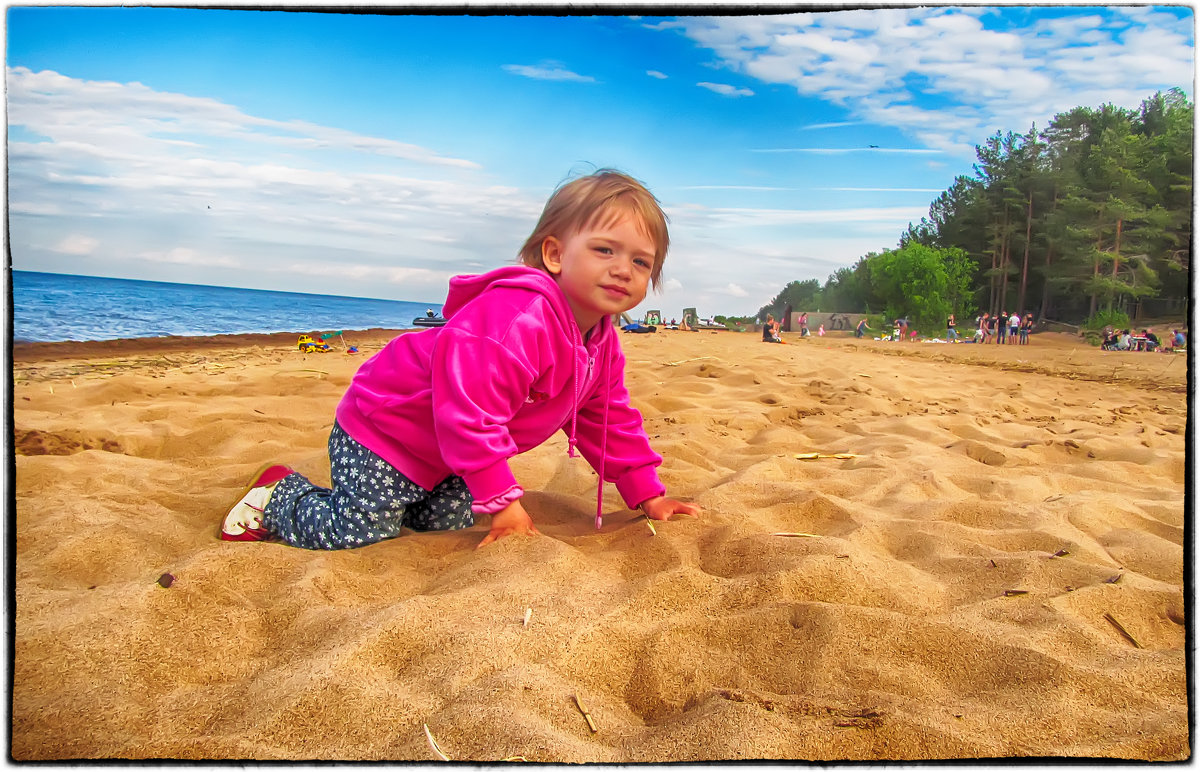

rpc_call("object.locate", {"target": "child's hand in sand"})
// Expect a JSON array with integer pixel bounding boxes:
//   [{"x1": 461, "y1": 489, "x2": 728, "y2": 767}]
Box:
[
  {"x1": 640, "y1": 496, "x2": 701, "y2": 521},
  {"x1": 477, "y1": 499, "x2": 540, "y2": 548}
]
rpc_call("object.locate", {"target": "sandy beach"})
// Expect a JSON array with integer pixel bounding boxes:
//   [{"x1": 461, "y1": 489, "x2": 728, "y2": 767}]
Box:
[{"x1": 12, "y1": 326, "x2": 1190, "y2": 760}]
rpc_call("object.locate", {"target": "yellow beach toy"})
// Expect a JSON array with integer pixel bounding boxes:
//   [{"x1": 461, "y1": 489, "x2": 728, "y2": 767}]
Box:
[{"x1": 297, "y1": 335, "x2": 332, "y2": 353}]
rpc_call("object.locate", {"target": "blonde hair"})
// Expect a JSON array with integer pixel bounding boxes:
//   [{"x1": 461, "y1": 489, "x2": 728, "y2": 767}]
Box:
[{"x1": 518, "y1": 169, "x2": 669, "y2": 290}]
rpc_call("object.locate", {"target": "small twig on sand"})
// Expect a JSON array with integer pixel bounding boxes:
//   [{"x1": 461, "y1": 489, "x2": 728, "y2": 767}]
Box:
[
  {"x1": 1104, "y1": 613, "x2": 1142, "y2": 648},
  {"x1": 574, "y1": 694, "x2": 598, "y2": 733},
  {"x1": 644, "y1": 516, "x2": 657, "y2": 536},
  {"x1": 523, "y1": 607, "x2": 533, "y2": 627},
  {"x1": 772, "y1": 532, "x2": 823, "y2": 538},
  {"x1": 423, "y1": 724, "x2": 451, "y2": 761},
  {"x1": 1157, "y1": 356, "x2": 1179, "y2": 377},
  {"x1": 664, "y1": 356, "x2": 714, "y2": 366}
]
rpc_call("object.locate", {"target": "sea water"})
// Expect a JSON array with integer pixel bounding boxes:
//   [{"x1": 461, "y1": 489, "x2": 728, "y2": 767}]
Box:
[{"x1": 12, "y1": 271, "x2": 444, "y2": 343}]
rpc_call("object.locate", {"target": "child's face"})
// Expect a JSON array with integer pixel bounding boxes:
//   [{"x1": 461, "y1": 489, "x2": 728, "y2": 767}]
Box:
[{"x1": 540, "y1": 212, "x2": 654, "y2": 332}]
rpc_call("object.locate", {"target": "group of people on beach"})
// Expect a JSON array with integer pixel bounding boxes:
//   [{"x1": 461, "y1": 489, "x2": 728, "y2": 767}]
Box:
[
  {"x1": 1102, "y1": 326, "x2": 1185, "y2": 352},
  {"x1": 973, "y1": 311, "x2": 1034, "y2": 345}
]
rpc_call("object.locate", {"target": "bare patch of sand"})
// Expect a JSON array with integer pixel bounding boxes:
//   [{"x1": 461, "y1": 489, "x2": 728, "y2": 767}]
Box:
[{"x1": 12, "y1": 329, "x2": 1189, "y2": 760}]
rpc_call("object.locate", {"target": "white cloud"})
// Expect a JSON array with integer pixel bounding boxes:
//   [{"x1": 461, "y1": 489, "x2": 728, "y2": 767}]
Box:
[
  {"x1": 647, "y1": 70, "x2": 668, "y2": 79},
  {"x1": 802, "y1": 120, "x2": 860, "y2": 130},
  {"x1": 697, "y1": 82, "x2": 754, "y2": 97},
  {"x1": 7, "y1": 67, "x2": 480, "y2": 170},
  {"x1": 502, "y1": 62, "x2": 596, "y2": 82},
  {"x1": 6, "y1": 66, "x2": 544, "y2": 301},
  {"x1": 660, "y1": 8, "x2": 1194, "y2": 157},
  {"x1": 678, "y1": 185, "x2": 807, "y2": 191},
  {"x1": 55, "y1": 235, "x2": 98, "y2": 255},
  {"x1": 725, "y1": 283, "x2": 748, "y2": 297},
  {"x1": 137, "y1": 247, "x2": 240, "y2": 268},
  {"x1": 819, "y1": 187, "x2": 945, "y2": 193},
  {"x1": 667, "y1": 203, "x2": 927, "y2": 229},
  {"x1": 751, "y1": 147, "x2": 941, "y2": 155}
]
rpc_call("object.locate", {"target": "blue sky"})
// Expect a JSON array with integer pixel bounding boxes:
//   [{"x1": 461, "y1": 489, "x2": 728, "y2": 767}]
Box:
[{"x1": 7, "y1": 5, "x2": 1194, "y2": 318}]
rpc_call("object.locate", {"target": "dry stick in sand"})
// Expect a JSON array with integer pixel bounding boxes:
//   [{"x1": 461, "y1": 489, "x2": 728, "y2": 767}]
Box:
[
  {"x1": 773, "y1": 532, "x2": 823, "y2": 538},
  {"x1": 424, "y1": 723, "x2": 529, "y2": 762},
  {"x1": 423, "y1": 724, "x2": 451, "y2": 761},
  {"x1": 574, "y1": 694, "x2": 599, "y2": 733},
  {"x1": 523, "y1": 607, "x2": 533, "y2": 627},
  {"x1": 644, "y1": 516, "x2": 657, "y2": 536},
  {"x1": 275, "y1": 369, "x2": 329, "y2": 377},
  {"x1": 1104, "y1": 613, "x2": 1142, "y2": 648},
  {"x1": 664, "y1": 356, "x2": 714, "y2": 366}
]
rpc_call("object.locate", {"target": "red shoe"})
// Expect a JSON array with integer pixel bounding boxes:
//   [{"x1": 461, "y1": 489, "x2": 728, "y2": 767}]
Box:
[{"x1": 220, "y1": 463, "x2": 294, "y2": 541}]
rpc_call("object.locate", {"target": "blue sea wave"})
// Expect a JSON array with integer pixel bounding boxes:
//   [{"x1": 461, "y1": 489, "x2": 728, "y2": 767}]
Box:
[{"x1": 12, "y1": 271, "x2": 444, "y2": 343}]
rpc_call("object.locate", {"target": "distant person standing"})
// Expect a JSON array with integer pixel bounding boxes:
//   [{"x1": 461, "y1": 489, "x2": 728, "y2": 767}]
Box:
[
  {"x1": 799, "y1": 311, "x2": 809, "y2": 337},
  {"x1": 996, "y1": 311, "x2": 1007, "y2": 344},
  {"x1": 946, "y1": 314, "x2": 958, "y2": 342},
  {"x1": 1008, "y1": 311, "x2": 1020, "y2": 344},
  {"x1": 855, "y1": 318, "x2": 870, "y2": 338},
  {"x1": 1019, "y1": 313, "x2": 1033, "y2": 344}
]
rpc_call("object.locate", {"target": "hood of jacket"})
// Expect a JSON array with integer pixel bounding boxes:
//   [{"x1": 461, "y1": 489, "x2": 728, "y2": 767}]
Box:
[{"x1": 443, "y1": 264, "x2": 586, "y2": 345}]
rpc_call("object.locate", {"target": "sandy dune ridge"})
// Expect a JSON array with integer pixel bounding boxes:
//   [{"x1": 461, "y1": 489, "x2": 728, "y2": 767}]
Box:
[{"x1": 12, "y1": 328, "x2": 1190, "y2": 760}]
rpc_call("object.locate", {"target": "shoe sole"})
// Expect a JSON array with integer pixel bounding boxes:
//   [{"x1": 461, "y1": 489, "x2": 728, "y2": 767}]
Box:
[{"x1": 219, "y1": 462, "x2": 294, "y2": 541}]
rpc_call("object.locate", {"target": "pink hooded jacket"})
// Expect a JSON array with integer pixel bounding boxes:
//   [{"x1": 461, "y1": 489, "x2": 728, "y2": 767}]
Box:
[{"x1": 334, "y1": 265, "x2": 665, "y2": 527}]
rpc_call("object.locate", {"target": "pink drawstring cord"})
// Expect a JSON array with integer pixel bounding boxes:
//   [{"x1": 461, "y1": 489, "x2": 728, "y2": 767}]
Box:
[{"x1": 595, "y1": 351, "x2": 611, "y2": 530}]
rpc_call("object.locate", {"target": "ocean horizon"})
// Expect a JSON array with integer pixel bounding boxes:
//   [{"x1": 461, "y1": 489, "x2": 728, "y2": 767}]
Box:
[{"x1": 12, "y1": 270, "x2": 445, "y2": 344}]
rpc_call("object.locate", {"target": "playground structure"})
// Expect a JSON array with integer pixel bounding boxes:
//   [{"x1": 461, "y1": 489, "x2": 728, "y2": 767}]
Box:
[
  {"x1": 632, "y1": 309, "x2": 732, "y2": 330},
  {"x1": 788, "y1": 312, "x2": 855, "y2": 333}
]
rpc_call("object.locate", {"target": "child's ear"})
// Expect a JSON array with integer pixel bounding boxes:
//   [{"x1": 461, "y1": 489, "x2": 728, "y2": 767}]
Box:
[{"x1": 541, "y1": 236, "x2": 564, "y2": 275}]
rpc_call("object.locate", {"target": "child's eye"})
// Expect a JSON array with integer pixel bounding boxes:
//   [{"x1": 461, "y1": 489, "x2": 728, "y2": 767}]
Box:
[
  {"x1": 594, "y1": 246, "x2": 613, "y2": 255},
  {"x1": 634, "y1": 257, "x2": 651, "y2": 269}
]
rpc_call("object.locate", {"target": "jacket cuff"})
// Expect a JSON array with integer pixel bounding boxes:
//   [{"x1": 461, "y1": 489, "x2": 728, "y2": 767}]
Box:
[
  {"x1": 462, "y1": 459, "x2": 520, "y2": 509},
  {"x1": 616, "y1": 464, "x2": 666, "y2": 510},
  {"x1": 470, "y1": 484, "x2": 524, "y2": 515}
]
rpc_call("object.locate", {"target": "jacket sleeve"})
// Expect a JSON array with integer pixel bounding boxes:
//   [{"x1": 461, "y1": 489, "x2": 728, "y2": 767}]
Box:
[
  {"x1": 571, "y1": 337, "x2": 665, "y2": 509},
  {"x1": 429, "y1": 320, "x2": 540, "y2": 507}
]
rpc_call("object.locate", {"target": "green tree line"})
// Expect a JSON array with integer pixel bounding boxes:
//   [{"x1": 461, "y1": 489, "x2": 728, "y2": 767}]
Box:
[{"x1": 757, "y1": 89, "x2": 1192, "y2": 332}]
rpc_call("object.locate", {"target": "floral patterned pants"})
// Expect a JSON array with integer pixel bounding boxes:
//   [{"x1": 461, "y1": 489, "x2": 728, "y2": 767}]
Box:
[{"x1": 262, "y1": 422, "x2": 474, "y2": 550}]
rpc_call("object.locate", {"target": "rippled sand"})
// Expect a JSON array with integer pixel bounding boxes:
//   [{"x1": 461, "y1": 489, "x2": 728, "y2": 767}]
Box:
[{"x1": 13, "y1": 328, "x2": 1189, "y2": 760}]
